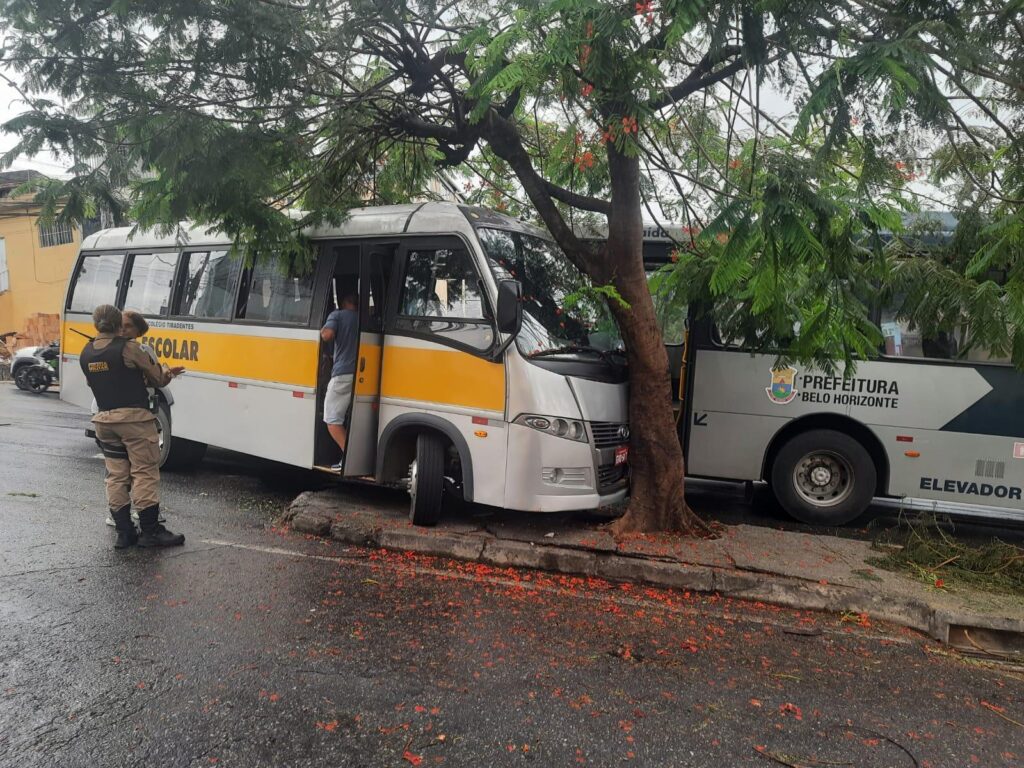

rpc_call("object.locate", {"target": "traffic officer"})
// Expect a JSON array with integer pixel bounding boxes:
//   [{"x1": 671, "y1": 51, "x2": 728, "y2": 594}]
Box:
[{"x1": 80, "y1": 304, "x2": 186, "y2": 549}]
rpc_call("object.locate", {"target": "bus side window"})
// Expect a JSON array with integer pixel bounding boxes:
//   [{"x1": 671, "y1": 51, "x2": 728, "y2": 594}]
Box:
[
  {"x1": 394, "y1": 248, "x2": 493, "y2": 352},
  {"x1": 175, "y1": 250, "x2": 241, "y2": 320},
  {"x1": 880, "y1": 301, "x2": 960, "y2": 361},
  {"x1": 238, "y1": 257, "x2": 315, "y2": 325},
  {"x1": 646, "y1": 266, "x2": 687, "y2": 345},
  {"x1": 67, "y1": 253, "x2": 125, "y2": 313},
  {"x1": 123, "y1": 252, "x2": 179, "y2": 316}
]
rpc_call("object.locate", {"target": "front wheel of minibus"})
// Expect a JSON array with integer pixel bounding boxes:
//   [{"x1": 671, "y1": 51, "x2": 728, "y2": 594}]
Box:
[
  {"x1": 408, "y1": 432, "x2": 445, "y2": 527},
  {"x1": 156, "y1": 402, "x2": 208, "y2": 471},
  {"x1": 770, "y1": 429, "x2": 876, "y2": 526}
]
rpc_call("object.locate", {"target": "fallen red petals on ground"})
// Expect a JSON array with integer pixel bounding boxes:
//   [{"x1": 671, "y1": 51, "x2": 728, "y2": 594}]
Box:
[
  {"x1": 402, "y1": 750, "x2": 423, "y2": 765},
  {"x1": 779, "y1": 702, "x2": 803, "y2": 721}
]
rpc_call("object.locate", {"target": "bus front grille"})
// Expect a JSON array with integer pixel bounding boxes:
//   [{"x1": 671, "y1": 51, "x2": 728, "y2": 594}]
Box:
[
  {"x1": 598, "y1": 463, "x2": 628, "y2": 491},
  {"x1": 591, "y1": 421, "x2": 629, "y2": 449}
]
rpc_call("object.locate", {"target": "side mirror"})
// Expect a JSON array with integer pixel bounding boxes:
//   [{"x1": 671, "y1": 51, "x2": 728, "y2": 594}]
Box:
[{"x1": 496, "y1": 279, "x2": 523, "y2": 336}]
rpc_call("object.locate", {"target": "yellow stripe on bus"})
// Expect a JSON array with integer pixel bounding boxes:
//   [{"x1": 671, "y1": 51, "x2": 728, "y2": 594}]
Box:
[
  {"x1": 63, "y1": 321, "x2": 319, "y2": 388},
  {"x1": 381, "y1": 344, "x2": 505, "y2": 412}
]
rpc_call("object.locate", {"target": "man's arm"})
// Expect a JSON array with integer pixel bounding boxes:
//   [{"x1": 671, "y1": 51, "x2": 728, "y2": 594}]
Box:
[
  {"x1": 321, "y1": 310, "x2": 339, "y2": 342},
  {"x1": 123, "y1": 341, "x2": 181, "y2": 387}
]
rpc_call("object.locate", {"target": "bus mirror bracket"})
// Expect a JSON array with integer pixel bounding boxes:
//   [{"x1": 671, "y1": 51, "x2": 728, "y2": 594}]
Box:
[{"x1": 492, "y1": 279, "x2": 522, "y2": 360}]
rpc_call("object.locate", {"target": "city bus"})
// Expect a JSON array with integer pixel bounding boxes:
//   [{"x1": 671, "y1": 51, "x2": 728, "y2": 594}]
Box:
[
  {"x1": 60, "y1": 203, "x2": 630, "y2": 525},
  {"x1": 644, "y1": 222, "x2": 1024, "y2": 525}
]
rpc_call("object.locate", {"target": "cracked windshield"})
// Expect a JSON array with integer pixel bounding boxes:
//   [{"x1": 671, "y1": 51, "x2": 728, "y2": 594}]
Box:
[{"x1": 477, "y1": 228, "x2": 622, "y2": 358}]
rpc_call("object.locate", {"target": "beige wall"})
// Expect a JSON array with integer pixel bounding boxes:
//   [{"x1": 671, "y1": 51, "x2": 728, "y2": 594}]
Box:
[{"x1": 0, "y1": 206, "x2": 80, "y2": 344}]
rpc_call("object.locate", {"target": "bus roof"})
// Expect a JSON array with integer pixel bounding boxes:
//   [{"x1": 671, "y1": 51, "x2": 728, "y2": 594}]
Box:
[{"x1": 79, "y1": 202, "x2": 546, "y2": 251}]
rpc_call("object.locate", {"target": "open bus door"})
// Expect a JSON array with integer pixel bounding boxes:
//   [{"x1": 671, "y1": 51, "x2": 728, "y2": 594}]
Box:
[{"x1": 342, "y1": 246, "x2": 394, "y2": 477}]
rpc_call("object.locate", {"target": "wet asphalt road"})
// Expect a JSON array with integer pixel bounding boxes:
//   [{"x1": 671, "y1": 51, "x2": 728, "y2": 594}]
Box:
[{"x1": 1, "y1": 384, "x2": 1023, "y2": 767}]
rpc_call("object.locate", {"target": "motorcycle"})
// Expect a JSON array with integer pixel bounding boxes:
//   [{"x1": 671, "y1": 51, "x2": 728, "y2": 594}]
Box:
[{"x1": 20, "y1": 340, "x2": 59, "y2": 394}]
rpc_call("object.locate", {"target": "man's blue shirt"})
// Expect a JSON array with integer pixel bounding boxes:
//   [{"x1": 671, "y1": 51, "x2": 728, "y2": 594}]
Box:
[{"x1": 324, "y1": 308, "x2": 358, "y2": 377}]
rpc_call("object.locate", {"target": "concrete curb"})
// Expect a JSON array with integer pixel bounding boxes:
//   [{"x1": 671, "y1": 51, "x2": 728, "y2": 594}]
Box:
[{"x1": 288, "y1": 499, "x2": 1024, "y2": 653}]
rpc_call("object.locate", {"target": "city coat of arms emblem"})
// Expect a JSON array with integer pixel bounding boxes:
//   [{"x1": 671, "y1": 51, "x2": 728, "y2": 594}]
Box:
[{"x1": 766, "y1": 367, "x2": 799, "y2": 404}]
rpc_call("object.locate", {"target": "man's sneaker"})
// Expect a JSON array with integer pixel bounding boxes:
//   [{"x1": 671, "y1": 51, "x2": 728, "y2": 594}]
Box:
[{"x1": 330, "y1": 452, "x2": 345, "y2": 472}]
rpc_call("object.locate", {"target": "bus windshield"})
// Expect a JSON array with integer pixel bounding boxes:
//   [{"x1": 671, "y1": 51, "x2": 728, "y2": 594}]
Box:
[{"x1": 478, "y1": 228, "x2": 623, "y2": 359}]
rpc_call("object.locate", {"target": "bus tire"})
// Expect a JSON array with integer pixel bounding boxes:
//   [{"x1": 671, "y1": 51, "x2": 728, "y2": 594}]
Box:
[
  {"x1": 770, "y1": 429, "x2": 876, "y2": 526},
  {"x1": 156, "y1": 402, "x2": 207, "y2": 470},
  {"x1": 408, "y1": 432, "x2": 444, "y2": 527}
]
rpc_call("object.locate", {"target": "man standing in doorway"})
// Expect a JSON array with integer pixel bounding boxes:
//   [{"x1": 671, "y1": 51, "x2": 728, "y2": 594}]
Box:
[
  {"x1": 81, "y1": 304, "x2": 186, "y2": 548},
  {"x1": 320, "y1": 291, "x2": 359, "y2": 471}
]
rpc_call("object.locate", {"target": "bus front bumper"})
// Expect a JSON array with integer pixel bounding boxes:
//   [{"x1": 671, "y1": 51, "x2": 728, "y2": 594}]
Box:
[{"x1": 504, "y1": 423, "x2": 629, "y2": 512}]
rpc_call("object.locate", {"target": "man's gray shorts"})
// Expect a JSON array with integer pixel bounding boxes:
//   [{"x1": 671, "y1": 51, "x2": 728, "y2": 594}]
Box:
[{"x1": 323, "y1": 374, "x2": 354, "y2": 426}]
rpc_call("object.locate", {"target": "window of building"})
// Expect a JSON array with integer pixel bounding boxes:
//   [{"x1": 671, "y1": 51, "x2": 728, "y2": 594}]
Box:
[
  {"x1": 175, "y1": 250, "x2": 241, "y2": 320},
  {"x1": 123, "y1": 253, "x2": 179, "y2": 316},
  {"x1": 67, "y1": 253, "x2": 126, "y2": 313},
  {"x1": 238, "y1": 257, "x2": 315, "y2": 324},
  {"x1": 0, "y1": 238, "x2": 8, "y2": 293},
  {"x1": 38, "y1": 220, "x2": 74, "y2": 248},
  {"x1": 395, "y1": 247, "x2": 493, "y2": 350}
]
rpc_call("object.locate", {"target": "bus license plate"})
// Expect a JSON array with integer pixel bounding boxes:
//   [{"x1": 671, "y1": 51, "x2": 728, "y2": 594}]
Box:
[{"x1": 615, "y1": 446, "x2": 628, "y2": 466}]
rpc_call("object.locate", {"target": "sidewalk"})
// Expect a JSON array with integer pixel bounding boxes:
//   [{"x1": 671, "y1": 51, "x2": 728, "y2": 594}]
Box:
[{"x1": 285, "y1": 488, "x2": 1024, "y2": 656}]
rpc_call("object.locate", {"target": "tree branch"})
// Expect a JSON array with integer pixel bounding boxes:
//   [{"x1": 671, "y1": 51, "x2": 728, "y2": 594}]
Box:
[
  {"x1": 481, "y1": 111, "x2": 594, "y2": 266},
  {"x1": 649, "y1": 44, "x2": 745, "y2": 111},
  {"x1": 544, "y1": 180, "x2": 610, "y2": 214}
]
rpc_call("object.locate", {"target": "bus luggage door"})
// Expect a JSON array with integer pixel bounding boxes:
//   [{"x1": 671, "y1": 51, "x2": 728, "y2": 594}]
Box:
[{"x1": 343, "y1": 247, "x2": 393, "y2": 476}]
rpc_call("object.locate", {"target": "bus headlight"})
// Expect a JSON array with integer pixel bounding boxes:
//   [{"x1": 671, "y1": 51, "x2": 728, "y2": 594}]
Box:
[{"x1": 515, "y1": 414, "x2": 588, "y2": 443}]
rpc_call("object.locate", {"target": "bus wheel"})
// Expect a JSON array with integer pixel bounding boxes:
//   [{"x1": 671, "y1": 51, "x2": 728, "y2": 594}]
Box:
[
  {"x1": 770, "y1": 429, "x2": 876, "y2": 526},
  {"x1": 408, "y1": 432, "x2": 444, "y2": 527},
  {"x1": 156, "y1": 402, "x2": 207, "y2": 470}
]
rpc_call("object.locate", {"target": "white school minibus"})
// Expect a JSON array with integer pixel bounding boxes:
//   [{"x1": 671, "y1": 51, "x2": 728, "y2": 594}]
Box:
[
  {"x1": 643, "y1": 223, "x2": 1024, "y2": 526},
  {"x1": 61, "y1": 203, "x2": 630, "y2": 524}
]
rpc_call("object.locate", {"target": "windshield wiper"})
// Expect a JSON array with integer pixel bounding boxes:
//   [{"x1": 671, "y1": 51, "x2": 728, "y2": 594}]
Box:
[{"x1": 528, "y1": 344, "x2": 626, "y2": 365}]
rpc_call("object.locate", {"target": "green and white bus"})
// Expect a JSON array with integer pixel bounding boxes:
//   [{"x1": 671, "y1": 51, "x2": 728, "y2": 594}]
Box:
[{"x1": 643, "y1": 223, "x2": 1024, "y2": 525}]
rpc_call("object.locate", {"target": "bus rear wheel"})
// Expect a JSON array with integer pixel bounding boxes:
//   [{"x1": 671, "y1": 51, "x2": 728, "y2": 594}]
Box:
[
  {"x1": 156, "y1": 402, "x2": 207, "y2": 471},
  {"x1": 770, "y1": 429, "x2": 876, "y2": 526},
  {"x1": 408, "y1": 432, "x2": 444, "y2": 527}
]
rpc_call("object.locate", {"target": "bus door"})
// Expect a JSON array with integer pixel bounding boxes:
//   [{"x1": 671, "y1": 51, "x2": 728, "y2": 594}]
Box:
[{"x1": 343, "y1": 245, "x2": 395, "y2": 477}]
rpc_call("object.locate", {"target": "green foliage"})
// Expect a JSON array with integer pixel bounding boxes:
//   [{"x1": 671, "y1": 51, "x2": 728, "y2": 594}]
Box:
[
  {"x1": 871, "y1": 515, "x2": 1024, "y2": 597},
  {"x1": 1, "y1": 0, "x2": 1021, "y2": 375}
]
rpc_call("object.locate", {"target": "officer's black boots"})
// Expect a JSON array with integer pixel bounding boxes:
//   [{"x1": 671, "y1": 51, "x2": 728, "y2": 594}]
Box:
[
  {"x1": 111, "y1": 505, "x2": 138, "y2": 549},
  {"x1": 136, "y1": 505, "x2": 185, "y2": 548}
]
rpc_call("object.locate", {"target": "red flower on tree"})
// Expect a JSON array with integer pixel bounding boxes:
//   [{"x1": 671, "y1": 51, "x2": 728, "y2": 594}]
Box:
[{"x1": 575, "y1": 151, "x2": 595, "y2": 170}]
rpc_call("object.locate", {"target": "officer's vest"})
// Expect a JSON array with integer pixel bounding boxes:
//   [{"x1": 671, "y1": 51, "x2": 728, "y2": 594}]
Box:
[{"x1": 80, "y1": 336, "x2": 151, "y2": 412}]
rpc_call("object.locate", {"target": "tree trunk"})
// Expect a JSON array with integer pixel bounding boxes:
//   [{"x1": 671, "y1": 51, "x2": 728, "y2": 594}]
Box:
[
  {"x1": 481, "y1": 111, "x2": 704, "y2": 535},
  {"x1": 600, "y1": 145, "x2": 705, "y2": 536}
]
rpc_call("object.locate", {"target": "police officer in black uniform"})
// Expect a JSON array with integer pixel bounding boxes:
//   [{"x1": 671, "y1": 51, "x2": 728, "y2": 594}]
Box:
[{"x1": 80, "y1": 304, "x2": 186, "y2": 549}]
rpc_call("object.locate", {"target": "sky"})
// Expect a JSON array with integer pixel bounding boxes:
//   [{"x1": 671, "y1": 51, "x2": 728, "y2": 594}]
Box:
[{"x1": 0, "y1": 77, "x2": 71, "y2": 178}]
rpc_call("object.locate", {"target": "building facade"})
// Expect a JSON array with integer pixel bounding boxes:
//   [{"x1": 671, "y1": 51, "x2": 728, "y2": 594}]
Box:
[{"x1": 0, "y1": 171, "x2": 81, "y2": 347}]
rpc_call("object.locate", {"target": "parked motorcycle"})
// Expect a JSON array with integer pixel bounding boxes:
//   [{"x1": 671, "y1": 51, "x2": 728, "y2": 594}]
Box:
[
  {"x1": 11, "y1": 345, "x2": 41, "y2": 390},
  {"x1": 20, "y1": 341, "x2": 59, "y2": 394}
]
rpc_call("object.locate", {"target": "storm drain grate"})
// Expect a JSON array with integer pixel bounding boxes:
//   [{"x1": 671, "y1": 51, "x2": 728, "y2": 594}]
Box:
[{"x1": 947, "y1": 624, "x2": 1024, "y2": 659}]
